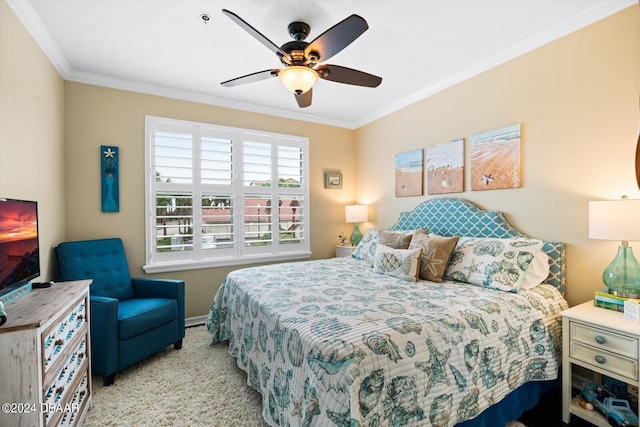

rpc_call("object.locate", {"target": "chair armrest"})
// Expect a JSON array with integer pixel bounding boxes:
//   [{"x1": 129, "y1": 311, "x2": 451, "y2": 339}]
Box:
[
  {"x1": 131, "y1": 278, "x2": 184, "y2": 300},
  {"x1": 89, "y1": 296, "x2": 119, "y2": 376},
  {"x1": 132, "y1": 278, "x2": 185, "y2": 337}
]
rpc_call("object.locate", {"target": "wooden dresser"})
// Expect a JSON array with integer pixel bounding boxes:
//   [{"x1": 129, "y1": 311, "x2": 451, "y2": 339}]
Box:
[{"x1": 0, "y1": 280, "x2": 92, "y2": 427}]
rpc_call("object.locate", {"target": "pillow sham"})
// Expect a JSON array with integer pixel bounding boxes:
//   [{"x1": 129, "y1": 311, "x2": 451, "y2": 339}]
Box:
[
  {"x1": 520, "y1": 251, "x2": 550, "y2": 290},
  {"x1": 352, "y1": 228, "x2": 424, "y2": 261},
  {"x1": 444, "y1": 237, "x2": 549, "y2": 292},
  {"x1": 352, "y1": 228, "x2": 379, "y2": 261},
  {"x1": 379, "y1": 230, "x2": 415, "y2": 249},
  {"x1": 372, "y1": 243, "x2": 422, "y2": 282},
  {"x1": 408, "y1": 231, "x2": 459, "y2": 282}
]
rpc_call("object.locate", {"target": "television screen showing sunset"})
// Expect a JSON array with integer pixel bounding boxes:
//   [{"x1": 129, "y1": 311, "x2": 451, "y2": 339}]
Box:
[
  {"x1": 0, "y1": 200, "x2": 38, "y2": 243},
  {"x1": 0, "y1": 199, "x2": 39, "y2": 289}
]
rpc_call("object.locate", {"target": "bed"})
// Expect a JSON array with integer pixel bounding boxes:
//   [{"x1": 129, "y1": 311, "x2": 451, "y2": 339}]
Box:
[{"x1": 206, "y1": 198, "x2": 568, "y2": 427}]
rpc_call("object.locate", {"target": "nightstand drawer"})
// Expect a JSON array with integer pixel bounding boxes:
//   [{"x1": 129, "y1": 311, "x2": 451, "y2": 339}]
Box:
[
  {"x1": 570, "y1": 321, "x2": 638, "y2": 359},
  {"x1": 570, "y1": 340, "x2": 638, "y2": 381}
]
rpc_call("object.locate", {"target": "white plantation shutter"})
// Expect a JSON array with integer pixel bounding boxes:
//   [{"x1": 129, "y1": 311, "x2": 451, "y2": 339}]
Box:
[{"x1": 144, "y1": 116, "x2": 310, "y2": 273}]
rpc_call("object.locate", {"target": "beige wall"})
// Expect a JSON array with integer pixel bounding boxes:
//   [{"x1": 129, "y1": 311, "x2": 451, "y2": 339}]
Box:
[
  {"x1": 63, "y1": 83, "x2": 356, "y2": 317},
  {"x1": 4, "y1": 1, "x2": 639, "y2": 317},
  {"x1": 0, "y1": 1, "x2": 66, "y2": 281},
  {"x1": 355, "y1": 5, "x2": 640, "y2": 307}
]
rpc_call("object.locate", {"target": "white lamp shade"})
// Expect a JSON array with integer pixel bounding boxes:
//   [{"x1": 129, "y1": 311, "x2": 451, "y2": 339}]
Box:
[
  {"x1": 278, "y1": 66, "x2": 318, "y2": 94},
  {"x1": 589, "y1": 199, "x2": 640, "y2": 241},
  {"x1": 345, "y1": 205, "x2": 368, "y2": 223}
]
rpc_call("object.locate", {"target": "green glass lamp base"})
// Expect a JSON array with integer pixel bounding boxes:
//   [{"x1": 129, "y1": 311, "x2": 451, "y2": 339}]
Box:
[
  {"x1": 604, "y1": 246, "x2": 640, "y2": 298},
  {"x1": 350, "y1": 223, "x2": 363, "y2": 246}
]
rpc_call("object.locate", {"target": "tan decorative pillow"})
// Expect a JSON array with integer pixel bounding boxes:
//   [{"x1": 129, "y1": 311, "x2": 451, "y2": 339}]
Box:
[
  {"x1": 379, "y1": 230, "x2": 416, "y2": 249},
  {"x1": 408, "y1": 231, "x2": 459, "y2": 282}
]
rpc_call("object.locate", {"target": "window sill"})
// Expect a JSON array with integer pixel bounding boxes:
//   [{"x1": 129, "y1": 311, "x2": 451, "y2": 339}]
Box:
[{"x1": 143, "y1": 251, "x2": 313, "y2": 274}]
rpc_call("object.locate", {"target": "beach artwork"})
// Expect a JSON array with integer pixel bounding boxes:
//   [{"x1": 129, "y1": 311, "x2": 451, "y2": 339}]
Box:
[
  {"x1": 470, "y1": 123, "x2": 521, "y2": 191},
  {"x1": 427, "y1": 138, "x2": 464, "y2": 194},
  {"x1": 395, "y1": 149, "x2": 423, "y2": 197}
]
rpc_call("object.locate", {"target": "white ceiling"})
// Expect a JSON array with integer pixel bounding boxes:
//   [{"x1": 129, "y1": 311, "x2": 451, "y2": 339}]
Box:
[{"x1": 9, "y1": 0, "x2": 636, "y2": 129}]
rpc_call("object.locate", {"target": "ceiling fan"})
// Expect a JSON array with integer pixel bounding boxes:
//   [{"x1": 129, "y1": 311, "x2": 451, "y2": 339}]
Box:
[{"x1": 220, "y1": 9, "x2": 382, "y2": 108}]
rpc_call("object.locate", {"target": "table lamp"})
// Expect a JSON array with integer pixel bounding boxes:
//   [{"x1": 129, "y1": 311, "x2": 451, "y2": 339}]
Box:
[
  {"x1": 589, "y1": 196, "x2": 640, "y2": 297},
  {"x1": 345, "y1": 204, "x2": 368, "y2": 246}
]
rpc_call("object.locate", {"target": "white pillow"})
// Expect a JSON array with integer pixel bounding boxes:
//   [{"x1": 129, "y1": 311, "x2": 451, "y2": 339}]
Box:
[
  {"x1": 521, "y1": 251, "x2": 550, "y2": 290},
  {"x1": 372, "y1": 243, "x2": 422, "y2": 282},
  {"x1": 352, "y1": 228, "x2": 421, "y2": 263},
  {"x1": 445, "y1": 237, "x2": 549, "y2": 292}
]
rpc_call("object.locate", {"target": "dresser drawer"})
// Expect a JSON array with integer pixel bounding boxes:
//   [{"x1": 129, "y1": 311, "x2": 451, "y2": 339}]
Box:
[
  {"x1": 44, "y1": 334, "x2": 88, "y2": 409},
  {"x1": 570, "y1": 340, "x2": 638, "y2": 381},
  {"x1": 570, "y1": 321, "x2": 638, "y2": 359},
  {"x1": 50, "y1": 371, "x2": 89, "y2": 427},
  {"x1": 42, "y1": 296, "x2": 88, "y2": 373}
]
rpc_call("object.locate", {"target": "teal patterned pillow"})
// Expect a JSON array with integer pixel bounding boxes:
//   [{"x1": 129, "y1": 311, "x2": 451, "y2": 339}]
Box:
[
  {"x1": 372, "y1": 244, "x2": 422, "y2": 282},
  {"x1": 352, "y1": 228, "x2": 379, "y2": 261},
  {"x1": 444, "y1": 237, "x2": 549, "y2": 292}
]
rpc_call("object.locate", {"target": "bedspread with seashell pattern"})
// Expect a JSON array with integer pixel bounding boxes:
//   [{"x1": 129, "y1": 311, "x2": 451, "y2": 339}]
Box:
[{"x1": 207, "y1": 256, "x2": 567, "y2": 427}]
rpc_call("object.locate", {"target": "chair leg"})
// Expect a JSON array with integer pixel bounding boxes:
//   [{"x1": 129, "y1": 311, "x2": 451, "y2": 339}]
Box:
[
  {"x1": 103, "y1": 373, "x2": 116, "y2": 386},
  {"x1": 174, "y1": 338, "x2": 183, "y2": 350}
]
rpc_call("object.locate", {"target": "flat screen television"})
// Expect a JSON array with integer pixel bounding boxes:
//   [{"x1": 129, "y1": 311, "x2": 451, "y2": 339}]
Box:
[{"x1": 0, "y1": 198, "x2": 40, "y2": 298}]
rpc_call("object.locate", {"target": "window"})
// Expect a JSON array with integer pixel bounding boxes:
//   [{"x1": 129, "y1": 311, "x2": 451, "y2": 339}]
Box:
[{"x1": 144, "y1": 116, "x2": 310, "y2": 273}]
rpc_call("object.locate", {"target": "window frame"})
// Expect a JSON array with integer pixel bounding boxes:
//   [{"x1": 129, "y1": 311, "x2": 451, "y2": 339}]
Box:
[{"x1": 144, "y1": 116, "x2": 311, "y2": 273}]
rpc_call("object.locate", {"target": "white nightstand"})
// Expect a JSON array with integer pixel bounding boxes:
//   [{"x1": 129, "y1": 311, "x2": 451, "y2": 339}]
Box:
[
  {"x1": 561, "y1": 301, "x2": 640, "y2": 426},
  {"x1": 335, "y1": 245, "x2": 356, "y2": 257}
]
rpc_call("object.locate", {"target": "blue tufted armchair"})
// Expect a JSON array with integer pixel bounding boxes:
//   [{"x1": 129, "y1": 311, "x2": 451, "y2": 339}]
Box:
[{"x1": 55, "y1": 238, "x2": 185, "y2": 386}]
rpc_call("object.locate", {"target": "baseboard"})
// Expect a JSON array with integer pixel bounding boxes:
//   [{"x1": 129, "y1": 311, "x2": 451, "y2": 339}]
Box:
[{"x1": 186, "y1": 315, "x2": 206, "y2": 328}]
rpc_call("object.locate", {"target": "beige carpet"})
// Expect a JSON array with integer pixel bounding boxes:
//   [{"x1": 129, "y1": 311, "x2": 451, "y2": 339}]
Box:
[
  {"x1": 83, "y1": 325, "x2": 526, "y2": 427},
  {"x1": 83, "y1": 326, "x2": 268, "y2": 427}
]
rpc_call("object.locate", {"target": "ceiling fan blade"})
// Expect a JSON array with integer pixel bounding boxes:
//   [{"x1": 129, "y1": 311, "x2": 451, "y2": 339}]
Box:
[
  {"x1": 305, "y1": 15, "x2": 368, "y2": 63},
  {"x1": 221, "y1": 69, "x2": 279, "y2": 87},
  {"x1": 222, "y1": 9, "x2": 291, "y2": 62},
  {"x1": 317, "y1": 64, "x2": 382, "y2": 87},
  {"x1": 295, "y1": 88, "x2": 312, "y2": 108}
]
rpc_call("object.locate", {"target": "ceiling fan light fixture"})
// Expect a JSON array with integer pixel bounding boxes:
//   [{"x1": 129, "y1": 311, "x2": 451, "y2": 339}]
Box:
[{"x1": 279, "y1": 66, "x2": 318, "y2": 95}]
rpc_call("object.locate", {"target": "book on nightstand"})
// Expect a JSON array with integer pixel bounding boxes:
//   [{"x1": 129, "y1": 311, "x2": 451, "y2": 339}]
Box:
[{"x1": 594, "y1": 288, "x2": 633, "y2": 312}]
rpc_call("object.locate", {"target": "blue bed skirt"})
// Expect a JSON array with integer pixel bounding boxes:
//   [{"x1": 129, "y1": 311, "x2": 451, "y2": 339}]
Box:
[{"x1": 458, "y1": 376, "x2": 561, "y2": 427}]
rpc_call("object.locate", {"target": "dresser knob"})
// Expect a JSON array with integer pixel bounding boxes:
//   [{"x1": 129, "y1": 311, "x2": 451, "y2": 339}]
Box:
[
  {"x1": 595, "y1": 355, "x2": 606, "y2": 364},
  {"x1": 595, "y1": 335, "x2": 606, "y2": 344}
]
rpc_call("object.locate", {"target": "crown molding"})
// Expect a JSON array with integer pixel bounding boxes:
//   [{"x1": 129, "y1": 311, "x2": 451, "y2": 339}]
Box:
[
  {"x1": 66, "y1": 69, "x2": 355, "y2": 129},
  {"x1": 354, "y1": 0, "x2": 638, "y2": 128},
  {"x1": 10, "y1": 0, "x2": 636, "y2": 130},
  {"x1": 7, "y1": 0, "x2": 71, "y2": 78}
]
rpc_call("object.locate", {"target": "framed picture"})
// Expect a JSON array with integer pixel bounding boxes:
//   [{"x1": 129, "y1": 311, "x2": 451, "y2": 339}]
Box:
[
  {"x1": 324, "y1": 169, "x2": 342, "y2": 189},
  {"x1": 395, "y1": 149, "x2": 423, "y2": 197},
  {"x1": 427, "y1": 138, "x2": 464, "y2": 194},
  {"x1": 470, "y1": 123, "x2": 521, "y2": 191}
]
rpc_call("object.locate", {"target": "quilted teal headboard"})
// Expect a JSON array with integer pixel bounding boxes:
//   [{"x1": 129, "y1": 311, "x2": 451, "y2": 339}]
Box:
[{"x1": 390, "y1": 198, "x2": 566, "y2": 293}]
